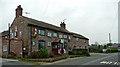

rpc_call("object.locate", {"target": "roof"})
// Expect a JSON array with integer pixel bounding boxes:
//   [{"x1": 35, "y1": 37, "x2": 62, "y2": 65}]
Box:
[
  {"x1": 22, "y1": 16, "x2": 71, "y2": 34},
  {"x1": 71, "y1": 32, "x2": 89, "y2": 40},
  {"x1": 52, "y1": 39, "x2": 61, "y2": 43},
  {"x1": 14, "y1": 16, "x2": 89, "y2": 40},
  {"x1": 1, "y1": 30, "x2": 9, "y2": 36}
]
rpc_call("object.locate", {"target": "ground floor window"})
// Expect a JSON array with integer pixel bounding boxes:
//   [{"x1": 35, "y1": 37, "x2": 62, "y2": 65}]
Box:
[
  {"x1": 64, "y1": 43, "x2": 67, "y2": 50},
  {"x1": 39, "y1": 41, "x2": 45, "y2": 49},
  {"x1": 3, "y1": 45, "x2": 7, "y2": 52}
]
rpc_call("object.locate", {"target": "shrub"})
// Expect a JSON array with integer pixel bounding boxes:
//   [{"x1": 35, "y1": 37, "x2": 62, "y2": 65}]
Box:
[
  {"x1": 24, "y1": 55, "x2": 31, "y2": 59},
  {"x1": 7, "y1": 52, "x2": 16, "y2": 58},
  {"x1": 106, "y1": 49, "x2": 118, "y2": 53},
  {"x1": 38, "y1": 49, "x2": 49, "y2": 58},
  {"x1": 77, "y1": 51, "x2": 83, "y2": 55},
  {"x1": 30, "y1": 51, "x2": 39, "y2": 58},
  {"x1": 49, "y1": 52, "x2": 55, "y2": 58},
  {"x1": 69, "y1": 49, "x2": 90, "y2": 56}
]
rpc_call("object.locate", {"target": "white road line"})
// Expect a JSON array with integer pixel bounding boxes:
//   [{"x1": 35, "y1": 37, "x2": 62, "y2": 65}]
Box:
[{"x1": 82, "y1": 54, "x2": 117, "y2": 65}]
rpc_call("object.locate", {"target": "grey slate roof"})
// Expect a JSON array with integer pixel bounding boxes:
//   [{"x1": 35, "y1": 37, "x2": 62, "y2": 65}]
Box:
[
  {"x1": 22, "y1": 16, "x2": 71, "y2": 34},
  {"x1": 71, "y1": 32, "x2": 89, "y2": 40}
]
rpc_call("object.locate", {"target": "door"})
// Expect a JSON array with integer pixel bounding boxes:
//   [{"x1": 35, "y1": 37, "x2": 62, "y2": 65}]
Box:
[{"x1": 52, "y1": 43, "x2": 58, "y2": 55}]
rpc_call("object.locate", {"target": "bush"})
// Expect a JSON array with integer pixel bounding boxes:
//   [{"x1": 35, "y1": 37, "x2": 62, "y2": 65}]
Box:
[
  {"x1": 24, "y1": 55, "x2": 31, "y2": 59},
  {"x1": 38, "y1": 49, "x2": 49, "y2": 58},
  {"x1": 30, "y1": 51, "x2": 39, "y2": 58},
  {"x1": 49, "y1": 52, "x2": 55, "y2": 58},
  {"x1": 69, "y1": 49, "x2": 90, "y2": 56},
  {"x1": 7, "y1": 52, "x2": 16, "y2": 58},
  {"x1": 106, "y1": 49, "x2": 118, "y2": 53}
]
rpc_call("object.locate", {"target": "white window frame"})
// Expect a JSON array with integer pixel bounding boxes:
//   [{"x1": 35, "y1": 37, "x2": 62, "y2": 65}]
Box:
[
  {"x1": 3, "y1": 45, "x2": 7, "y2": 52},
  {"x1": 53, "y1": 32, "x2": 57, "y2": 37},
  {"x1": 76, "y1": 38, "x2": 79, "y2": 42},
  {"x1": 48, "y1": 42, "x2": 51, "y2": 46},
  {"x1": 48, "y1": 32, "x2": 52, "y2": 37},
  {"x1": 59, "y1": 35, "x2": 63, "y2": 38},
  {"x1": 64, "y1": 35, "x2": 67, "y2": 39}
]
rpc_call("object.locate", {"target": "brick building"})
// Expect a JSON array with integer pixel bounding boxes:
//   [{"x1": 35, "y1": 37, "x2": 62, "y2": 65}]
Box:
[{"x1": 1, "y1": 5, "x2": 89, "y2": 57}]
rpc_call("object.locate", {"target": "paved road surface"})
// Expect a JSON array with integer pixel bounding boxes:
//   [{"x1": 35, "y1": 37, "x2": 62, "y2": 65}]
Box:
[
  {"x1": 0, "y1": 53, "x2": 119, "y2": 67},
  {"x1": 53, "y1": 53, "x2": 119, "y2": 65}
]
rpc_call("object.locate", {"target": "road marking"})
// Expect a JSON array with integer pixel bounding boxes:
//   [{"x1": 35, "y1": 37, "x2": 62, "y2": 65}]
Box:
[
  {"x1": 82, "y1": 54, "x2": 117, "y2": 65},
  {"x1": 100, "y1": 61, "x2": 118, "y2": 65}
]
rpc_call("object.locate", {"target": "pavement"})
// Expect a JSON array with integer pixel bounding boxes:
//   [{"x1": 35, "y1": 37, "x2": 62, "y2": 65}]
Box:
[{"x1": 1, "y1": 58, "x2": 34, "y2": 66}]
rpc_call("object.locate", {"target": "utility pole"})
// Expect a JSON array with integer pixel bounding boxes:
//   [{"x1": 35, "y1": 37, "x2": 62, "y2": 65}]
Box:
[
  {"x1": 109, "y1": 33, "x2": 112, "y2": 53},
  {"x1": 109, "y1": 33, "x2": 111, "y2": 44},
  {"x1": 8, "y1": 23, "x2": 10, "y2": 55}
]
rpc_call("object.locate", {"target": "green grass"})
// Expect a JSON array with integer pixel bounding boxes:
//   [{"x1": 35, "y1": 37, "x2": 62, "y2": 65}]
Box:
[{"x1": 19, "y1": 59, "x2": 41, "y2": 65}]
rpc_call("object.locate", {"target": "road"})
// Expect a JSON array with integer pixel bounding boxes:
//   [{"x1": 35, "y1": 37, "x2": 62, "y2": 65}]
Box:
[
  {"x1": 0, "y1": 53, "x2": 119, "y2": 67},
  {"x1": 53, "y1": 53, "x2": 119, "y2": 65}
]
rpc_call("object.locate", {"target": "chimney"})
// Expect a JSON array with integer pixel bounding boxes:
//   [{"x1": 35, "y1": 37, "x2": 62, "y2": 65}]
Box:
[
  {"x1": 60, "y1": 22, "x2": 66, "y2": 29},
  {"x1": 15, "y1": 5, "x2": 23, "y2": 18}
]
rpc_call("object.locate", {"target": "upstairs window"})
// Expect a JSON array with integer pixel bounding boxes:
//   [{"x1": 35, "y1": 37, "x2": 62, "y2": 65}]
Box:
[
  {"x1": 38, "y1": 29, "x2": 45, "y2": 35},
  {"x1": 63, "y1": 35, "x2": 67, "y2": 39},
  {"x1": 53, "y1": 32, "x2": 57, "y2": 37},
  {"x1": 48, "y1": 32, "x2": 52, "y2": 37},
  {"x1": 84, "y1": 40, "x2": 86, "y2": 43},
  {"x1": 76, "y1": 38, "x2": 79, "y2": 42},
  {"x1": 59, "y1": 35, "x2": 63, "y2": 38}
]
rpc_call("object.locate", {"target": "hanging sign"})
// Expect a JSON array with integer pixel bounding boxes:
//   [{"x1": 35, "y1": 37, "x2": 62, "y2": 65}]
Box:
[{"x1": 34, "y1": 28, "x2": 37, "y2": 34}]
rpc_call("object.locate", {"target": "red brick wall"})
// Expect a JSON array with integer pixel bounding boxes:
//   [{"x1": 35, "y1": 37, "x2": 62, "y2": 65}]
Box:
[{"x1": 10, "y1": 40, "x2": 23, "y2": 57}]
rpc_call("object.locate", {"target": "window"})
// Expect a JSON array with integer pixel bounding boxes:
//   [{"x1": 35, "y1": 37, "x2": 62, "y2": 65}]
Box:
[
  {"x1": 64, "y1": 35, "x2": 67, "y2": 39},
  {"x1": 59, "y1": 35, "x2": 62, "y2": 38},
  {"x1": 38, "y1": 30, "x2": 41, "y2": 34},
  {"x1": 38, "y1": 29, "x2": 45, "y2": 35},
  {"x1": 39, "y1": 41, "x2": 45, "y2": 49},
  {"x1": 85, "y1": 46, "x2": 87, "y2": 49},
  {"x1": 64, "y1": 43, "x2": 67, "y2": 50},
  {"x1": 76, "y1": 38, "x2": 79, "y2": 42},
  {"x1": 48, "y1": 42, "x2": 51, "y2": 46},
  {"x1": 19, "y1": 31, "x2": 22, "y2": 37},
  {"x1": 33, "y1": 42, "x2": 35, "y2": 46},
  {"x1": 3, "y1": 45, "x2": 7, "y2": 52},
  {"x1": 48, "y1": 32, "x2": 52, "y2": 37},
  {"x1": 14, "y1": 32, "x2": 17, "y2": 37},
  {"x1": 11, "y1": 33, "x2": 14, "y2": 38},
  {"x1": 53, "y1": 32, "x2": 57, "y2": 37},
  {"x1": 41, "y1": 30, "x2": 45, "y2": 35},
  {"x1": 84, "y1": 40, "x2": 86, "y2": 43},
  {"x1": 79, "y1": 46, "x2": 81, "y2": 48}
]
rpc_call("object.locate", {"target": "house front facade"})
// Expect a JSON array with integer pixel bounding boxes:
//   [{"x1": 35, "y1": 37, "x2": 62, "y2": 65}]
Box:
[{"x1": 1, "y1": 5, "x2": 89, "y2": 57}]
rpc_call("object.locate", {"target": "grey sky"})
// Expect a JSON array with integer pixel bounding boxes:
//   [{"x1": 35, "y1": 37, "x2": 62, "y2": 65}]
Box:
[{"x1": 0, "y1": 0, "x2": 119, "y2": 44}]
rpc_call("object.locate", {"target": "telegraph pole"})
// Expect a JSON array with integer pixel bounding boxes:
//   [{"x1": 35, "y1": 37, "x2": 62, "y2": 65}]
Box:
[
  {"x1": 8, "y1": 23, "x2": 10, "y2": 55},
  {"x1": 109, "y1": 33, "x2": 112, "y2": 53},
  {"x1": 109, "y1": 33, "x2": 111, "y2": 44}
]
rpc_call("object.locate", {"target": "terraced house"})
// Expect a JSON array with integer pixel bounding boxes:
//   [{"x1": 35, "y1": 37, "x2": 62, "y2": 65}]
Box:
[{"x1": 1, "y1": 5, "x2": 89, "y2": 57}]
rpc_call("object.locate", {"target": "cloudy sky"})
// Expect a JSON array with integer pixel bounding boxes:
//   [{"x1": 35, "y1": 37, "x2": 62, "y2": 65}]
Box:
[{"x1": 0, "y1": 0, "x2": 119, "y2": 44}]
